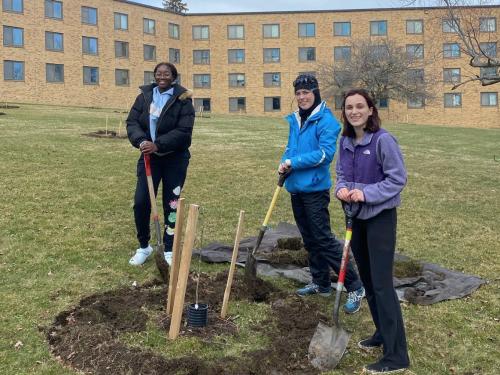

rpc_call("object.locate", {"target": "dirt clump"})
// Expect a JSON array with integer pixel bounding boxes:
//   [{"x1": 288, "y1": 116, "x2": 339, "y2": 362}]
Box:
[{"x1": 84, "y1": 130, "x2": 127, "y2": 139}]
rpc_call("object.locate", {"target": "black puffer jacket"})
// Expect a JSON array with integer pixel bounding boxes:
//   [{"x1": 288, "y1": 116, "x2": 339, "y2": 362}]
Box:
[{"x1": 126, "y1": 83, "x2": 195, "y2": 156}]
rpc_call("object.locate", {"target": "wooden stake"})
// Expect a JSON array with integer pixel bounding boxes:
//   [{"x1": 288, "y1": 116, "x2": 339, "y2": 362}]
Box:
[
  {"x1": 221, "y1": 210, "x2": 245, "y2": 319},
  {"x1": 166, "y1": 198, "x2": 186, "y2": 316},
  {"x1": 168, "y1": 204, "x2": 199, "y2": 340}
]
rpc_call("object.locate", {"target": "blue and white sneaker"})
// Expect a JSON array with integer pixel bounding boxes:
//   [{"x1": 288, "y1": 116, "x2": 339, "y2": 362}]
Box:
[
  {"x1": 296, "y1": 283, "x2": 332, "y2": 297},
  {"x1": 343, "y1": 286, "x2": 365, "y2": 314},
  {"x1": 164, "y1": 251, "x2": 173, "y2": 266}
]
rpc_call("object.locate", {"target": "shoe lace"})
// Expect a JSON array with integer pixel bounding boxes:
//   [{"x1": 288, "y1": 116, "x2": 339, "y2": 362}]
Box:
[{"x1": 347, "y1": 290, "x2": 361, "y2": 304}]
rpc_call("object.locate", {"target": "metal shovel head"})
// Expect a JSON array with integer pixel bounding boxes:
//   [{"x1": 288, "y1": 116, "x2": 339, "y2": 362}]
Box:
[{"x1": 308, "y1": 321, "x2": 351, "y2": 371}]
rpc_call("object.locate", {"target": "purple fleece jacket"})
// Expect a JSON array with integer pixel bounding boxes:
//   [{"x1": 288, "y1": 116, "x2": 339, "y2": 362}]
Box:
[{"x1": 334, "y1": 130, "x2": 407, "y2": 220}]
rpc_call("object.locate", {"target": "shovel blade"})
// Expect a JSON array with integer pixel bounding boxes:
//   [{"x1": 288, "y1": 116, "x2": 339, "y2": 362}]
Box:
[{"x1": 308, "y1": 321, "x2": 351, "y2": 371}]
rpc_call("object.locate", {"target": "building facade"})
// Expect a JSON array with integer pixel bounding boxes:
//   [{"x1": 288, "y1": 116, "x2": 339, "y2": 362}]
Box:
[{"x1": 1, "y1": 0, "x2": 499, "y2": 127}]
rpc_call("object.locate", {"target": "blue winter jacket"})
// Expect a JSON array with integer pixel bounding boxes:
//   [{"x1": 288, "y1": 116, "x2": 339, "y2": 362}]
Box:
[{"x1": 281, "y1": 101, "x2": 341, "y2": 193}]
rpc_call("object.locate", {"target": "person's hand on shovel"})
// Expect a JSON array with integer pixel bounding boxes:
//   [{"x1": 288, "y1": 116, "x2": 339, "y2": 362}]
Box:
[
  {"x1": 140, "y1": 141, "x2": 158, "y2": 155},
  {"x1": 278, "y1": 159, "x2": 291, "y2": 174},
  {"x1": 349, "y1": 189, "x2": 365, "y2": 202}
]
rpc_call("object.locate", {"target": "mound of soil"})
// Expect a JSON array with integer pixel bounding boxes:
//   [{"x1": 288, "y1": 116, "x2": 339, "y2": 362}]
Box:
[
  {"x1": 47, "y1": 271, "x2": 326, "y2": 374},
  {"x1": 84, "y1": 130, "x2": 127, "y2": 139},
  {"x1": 0, "y1": 104, "x2": 19, "y2": 109}
]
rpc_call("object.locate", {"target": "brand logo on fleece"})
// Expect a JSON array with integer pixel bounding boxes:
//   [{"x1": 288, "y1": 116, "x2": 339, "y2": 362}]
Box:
[{"x1": 363, "y1": 150, "x2": 371, "y2": 155}]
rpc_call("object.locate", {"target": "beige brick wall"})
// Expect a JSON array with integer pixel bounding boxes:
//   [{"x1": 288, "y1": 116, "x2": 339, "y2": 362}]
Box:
[{"x1": 0, "y1": 1, "x2": 498, "y2": 128}]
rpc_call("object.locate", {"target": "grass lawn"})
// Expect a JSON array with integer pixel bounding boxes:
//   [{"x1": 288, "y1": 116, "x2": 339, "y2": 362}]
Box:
[{"x1": 0, "y1": 104, "x2": 498, "y2": 374}]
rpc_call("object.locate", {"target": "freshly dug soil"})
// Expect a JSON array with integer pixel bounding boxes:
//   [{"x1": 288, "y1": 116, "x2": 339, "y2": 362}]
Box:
[
  {"x1": 84, "y1": 130, "x2": 127, "y2": 139},
  {"x1": 394, "y1": 258, "x2": 423, "y2": 278}
]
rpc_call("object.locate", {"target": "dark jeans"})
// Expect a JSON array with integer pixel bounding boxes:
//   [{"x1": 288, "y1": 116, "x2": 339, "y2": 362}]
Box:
[
  {"x1": 351, "y1": 208, "x2": 410, "y2": 368},
  {"x1": 290, "y1": 190, "x2": 362, "y2": 292},
  {"x1": 133, "y1": 154, "x2": 189, "y2": 251}
]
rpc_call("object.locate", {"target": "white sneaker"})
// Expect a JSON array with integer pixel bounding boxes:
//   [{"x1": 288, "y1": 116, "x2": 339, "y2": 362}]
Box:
[
  {"x1": 129, "y1": 245, "x2": 153, "y2": 266},
  {"x1": 164, "y1": 251, "x2": 173, "y2": 266}
]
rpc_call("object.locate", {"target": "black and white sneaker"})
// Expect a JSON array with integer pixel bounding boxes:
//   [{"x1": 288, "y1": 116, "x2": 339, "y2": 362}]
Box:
[
  {"x1": 358, "y1": 337, "x2": 383, "y2": 352},
  {"x1": 363, "y1": 361, "x2": 409, "y2": 374}
]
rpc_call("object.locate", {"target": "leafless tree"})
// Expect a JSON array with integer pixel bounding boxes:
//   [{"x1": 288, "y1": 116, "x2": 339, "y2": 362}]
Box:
[{"x1": 163, "y1": 0, "x2": 188, "y2": 14}]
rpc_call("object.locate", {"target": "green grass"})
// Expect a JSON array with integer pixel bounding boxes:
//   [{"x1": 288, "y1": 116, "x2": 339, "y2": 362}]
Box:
[{"x1": 0, "y1": 104, "x2": 498, "y2": 374}]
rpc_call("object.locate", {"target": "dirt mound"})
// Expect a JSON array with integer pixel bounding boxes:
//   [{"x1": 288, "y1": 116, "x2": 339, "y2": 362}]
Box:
[{"x1": 84, "y1": 130, "x2": 127, "y2": 139}]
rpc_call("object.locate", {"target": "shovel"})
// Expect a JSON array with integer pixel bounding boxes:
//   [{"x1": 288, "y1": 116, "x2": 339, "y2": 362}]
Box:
[
  {"x1": 308, "y1": 201, "x2": 361, "y2": 371},
  {"x1": 143, "y1": 154, "x2": 170, "y2": 283}
]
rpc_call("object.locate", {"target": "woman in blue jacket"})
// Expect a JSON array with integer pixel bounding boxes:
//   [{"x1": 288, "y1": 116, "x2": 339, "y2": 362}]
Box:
[
  {"x1": 279, "y1": 74, "x2": 365, "y2": 314},
  {"x1": 335, "y1": 89, "x2": 409, "y2": 374}
]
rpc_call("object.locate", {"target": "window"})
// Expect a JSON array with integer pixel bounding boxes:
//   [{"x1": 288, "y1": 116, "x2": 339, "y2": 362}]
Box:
[
  {"x1": 442, "y1": 18, "x2": 459, "y2": 33},
  {"x1": 443, "y1": 68, "x2": 461, "y2": 84},
  {"x1": 192, "y1": 25, "x2": 209, "y2": 40},
  {"x1": 334, "y1": 46, "x2": 351, "y2": 61},
  {"x1": 263, "y1": 24, "x2": 279, "y2": 38},
  {"x1": 370, "y1": 44, "x2": 389, "y2": 58},
  {"x1": 83, "y1": 66, "x2": 99, "y2": 85},
  {"x1": 144, "y1": 45, "x2": 156, "y2": 61},
  {"x1": 406, "y1": 44, "x2": 424, "y2": 59},
  {"x1": 264, "y1": 97, "x2": 281, "y2": 111},
  {"x1": 480, "y1": 17, "x2": 496, "y2": 32},
  {"x1": 406, "y1": 19, "x2": 423, "y2": 34},
  {"x1": 45, "y1": 32, "x2": 63, "y2": 51},
  {"x1": 228, "y1": 49, "x2": 245, "y2": 64},
  {"x1": 144, "y1": 71, "x2": 154, "y2": 84},
  {"x1": 193, "y1": 98, "x2": 211, "y2": 112},
  {"x1": 46, "y1": 63, "x2": 64, "y2": 82},
  {"x1": 115, "y1": 41, "x2": 129, "y2": 58},
  {"x1": 334, "y1": 95, "x2": 343, "y2": 110},
  {"x1": 298, "y1": 23, "x2": 315, "y2": 37},
  {"x1": 370, "y1": 20, "x2": 387, "y2": 36},
  {"x1": 114, "y1": 13, "x2": 128, "y2": 30},
  {"x1": 378, "y1": 98, "x2": 389, "y2": 109},
  {"x1": 2, "y1": 0, "x2": 23, "y2": 12},
  {"x1": 480, "y1": 92, "x2": 498, "y2": 106},
  {"x1": 193, "y1": 74, "x2": 211, "y2": 88},
  {"x1": 263, "y1": 72, "x2": 281, "y2": 87},
  {"x1": 407, "y1": 69, "x2": 424, "y2": 83},
  {"x1": 299, "y1": 71, "x2": 316, "y2": 77},
  {"x1": 444, "y1": 93, "x2": 462, "y2": 107},
  {"x1": 169, "y1": 23, "x2": 180, "y2": 39},
  {"x1": 408, "y1": 96, "x2": 425, "y2": 108},
  {"x1": 193, "y1": 50, "x2": 210, "y2": 64},
  {"x1": 228, "y1": 25, "x2": 244, "y2": 39},
  {"x1": 480, "y1": 66, "x2": 497, "y2": 78},
  {"x1": 299, "y1": 47, "x2": 316, "y2": 62},
  {"x1": 82, "y1": 37, "x2": 98, "y2": 55},
  {"x1": 229, "y1": 97, "x2": 246, "y2": 112},
  {"x1": 3, "y1": 26, "x2": 23, "y2": 47},
  {"x1": 334, "y1": 22, "x2": 351, "y2": 36},
  {"x1": 443, "y1": 43, "x2": 460, "y2": 58},
  {"x1": 228, "y1": 73, "x2": 245, "y2": 87},
  {"x1": 143, "y1": 18, "x2": 155, "y2": 34},
  {"x1": 45, "y1": 0, "x2": 62, "y2": 19},
  {"x1": 169, "y1": 48, "x2": 180, "y2": 63},
  {"x1": 3, "y1": 60, "x2": 24, "y2": 80},
  {"x1": 263, "y1": 48, "x2": 280, "y2": 63},
  {"x1": 81, "y1": 6, "x2": 97, "y2": 25},
  {"x1": 479, "y1": 42, "x2": 497, "y2": 58},
  {"x1": 115, "y1": 69, "x2": 129, "y2": 86}
]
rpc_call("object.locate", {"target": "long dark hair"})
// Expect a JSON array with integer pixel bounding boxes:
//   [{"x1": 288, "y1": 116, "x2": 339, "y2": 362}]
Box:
[
  {"x1": 341, "y1": 89, "x2": 381, "y2": 138},
  {"x1": 153, "y1": 62, "x2": 178, "y2": 80}
]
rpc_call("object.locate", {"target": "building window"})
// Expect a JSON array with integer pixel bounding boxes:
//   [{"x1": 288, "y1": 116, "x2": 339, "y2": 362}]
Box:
[
  {"x1": 299, "y1": 47, "x2": 316, "y2": 62},
  {"x1": 334, "y1": 46, "x2": 351, "y2": 61},
  {"x1": 444, "y1": 93, "x2": 462, "y2": 107},
  {"x1": 2, "y1": 0, "x2": 23, "y2": 13},
  {"x1": 45, "y1": 0, "x2": 62, "y2": 19},
  {"x1": 263, "y1": 72, "x2": 281, "y2": 87},
  {"x1": 81, "y1": 6, "x2": 97, "y2": 25},
  {"x1": 3, "y1": 26, "x2": 23, "y2": 47},
  {"x1": 299, "y1": 71, "x2": 316, "y2": 77},
  {"x1": 334, "y1": 22, "x2": 351, "y2": 36},
  {"x1": 228, "y1": 49, "x2": 245, "y2": 64},
  {"x1": 83, "y1": 66, "x2": 99, "y2": 85},
  {"x1": 370, "y1": 20, "x2": 387, "y2": 36},
  {"x1": 228, "y1": 73, "x2": 245, "y2": 87},
  {"x1": 45, "y1": 32, "x2": 63, "y2": 51},
  {"x1": 480, "y1": 92, "x2": 498, "y2": 106},
  {"x1": 480, "y1": 66, "x2": 498, "y2": 78},
  {"x1": 264, "y1": 97, "x2": 281, "y2": 111},
  {"x1": 443, "y1": 68, "x2": 461, "y2": 84},
  {"x1": 193, "y1": 74, "x2": 211, "y2": 88},
  {"x1": 169, "y1": 23, "x2": 180, "y2": 39},
  {"x1": 143, "y1": 18, "x2": 155, "y2": 34},
  {"x1": 443, "y1": 43, "x2": 460, "y2": 58},
  {"x1": 442, "y1": 18, "x2": 459, "y2": 33},
  {"x1": 192, "y1": 25, "x2": 209, "y2": 40},
  {"x1": 115, "y1": 41, "x2": 129, "y2": 58},
  {"x1": 406, "y1": 19, "x2": 423, "y2": 34},
  {"x1": 408, "y1": 96, "x2": 425, "y2": 108},
  {"x1": 480, "y1": 17, "x2": 496, "y2": 32},
  {"x1": 406, "y1": 44, "x2": 424, "y2": 59},
  {"x1": 263, "y1": 24, "x2": 279, "y2": 38},
  {"x1": 378, "y1": 98, "x2": 389, "y2": 109},
  {"x1": 114, "y1": 13, "x2": 128, "y2": 30},
  {"x1": 169, "y1": 48, "x2": 180, "y2": 63},
  {"x1": 229, "y1": 97, "x2": 246, "y2": 112},
  {"x1": 82, "y1": 36, "x2": 98, "y2": 55},
  {"x1": 228, "y1": 25, "x2": 244, "y2": 39},
  {"x1": 46, "y1": 63, "x2": 64, "y2": 83},
  {"x1": 115, "y1": 69, "x2": 129, "y2": 86},
  {"x1": 144, "y1": 71, "x2": 154, "y2": 84},
  {"x1": 3, "y1": 60, "x2": 24, "y2": 80},
  {"x1": 479, "y1": 42, "x2": 497, "y2": 58},
  {"x1": 193, "y1": 50, "x2": 210, "y2": 64},
  {"x1": 193, "y1": 98, "x2": 211, "y2": 112},
  {"x1": 263, "y1": 48, "x2": 280, "y2": 63},
  {"x1": 407, "y1": 69, "x2": 425, "y2": 84},
  {"x1": 144, "y1": 45, "x2": 156, "y2": 61},
  {"x1": 298, "y1": 23, "x2": 315, "y2": 37}
]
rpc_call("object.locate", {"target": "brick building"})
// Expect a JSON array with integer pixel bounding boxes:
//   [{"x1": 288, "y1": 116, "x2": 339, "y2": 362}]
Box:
[{"x1": 1, "y1": 0, "x2": 499, "y2": 127}]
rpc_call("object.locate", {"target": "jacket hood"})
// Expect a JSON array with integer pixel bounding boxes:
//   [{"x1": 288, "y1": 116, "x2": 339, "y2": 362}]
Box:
[{"x1": 139, "y1": 83, "x2": 192, "y2": 99}]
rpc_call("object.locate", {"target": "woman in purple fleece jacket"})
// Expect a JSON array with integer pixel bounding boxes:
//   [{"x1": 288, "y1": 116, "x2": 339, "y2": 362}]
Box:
[{"x1": 335, "y1": 89, "x2": 410, "y2": 375}]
